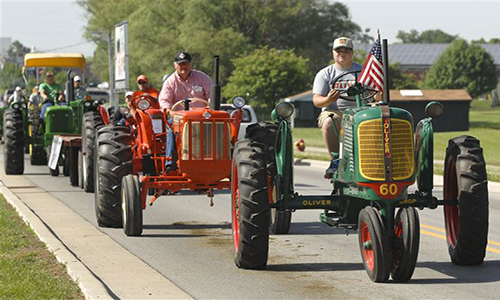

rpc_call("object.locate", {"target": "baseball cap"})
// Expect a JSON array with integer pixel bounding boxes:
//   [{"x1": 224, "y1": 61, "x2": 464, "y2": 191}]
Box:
[
  {"x1": 174, "y1": 51, "x2": 192, "y2": 64},
  {"x1": 46, "y1": 71, "x2": 54, "y2": 77},
  {"x1": 333, "y1": 37, "x2": 354, "y2": 50},
  {"x1": 15, "y1": 86, "x2": 22, "y2": 91},
  {"x1": 74, "y1": 75, "x2": 81, "y2": 82},
  {"x1": 136, "y1": 74, "x2": 149, "y2": 83},
  {"x1": 125, "y1": 91, "x2": 134, "y2": 97}
]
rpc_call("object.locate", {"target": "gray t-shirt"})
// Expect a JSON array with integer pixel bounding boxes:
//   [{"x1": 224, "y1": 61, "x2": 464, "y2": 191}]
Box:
[{"x1": 312, "y1": 62, "x2": 363, "y2": 111}]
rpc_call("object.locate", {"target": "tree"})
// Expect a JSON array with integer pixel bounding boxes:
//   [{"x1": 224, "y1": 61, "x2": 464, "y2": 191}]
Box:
[
  {"x1": 426, "y1": 39, "x2": 498, "y2": 98},
  {"x1": 388, "y1": 63, "x2": 419, "y2": 89},
  {"x1": 223, "y1": 47, "x2": 310, "y2": 111},
  {"x1": 0, "y1": 62, "x2": 24, "y2": 90},
  {"x1": 6, "y1": 40, "x2": 31, "y2": 60},
  {"x1": 396, "y1": 29, "x2": 457, "y2": 43}
]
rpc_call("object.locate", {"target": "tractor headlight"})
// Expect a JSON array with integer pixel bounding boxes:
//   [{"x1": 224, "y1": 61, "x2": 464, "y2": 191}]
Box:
[
  {"x1": 425, "y1": 101, "x2": 444, "y2": 118},
  {"x1": 232, "y1": 96, "x2": 246, "y2": 108},
  {"x1": 12, "y1": 103, "x2": 20, "y2": 110},
  {"x1": 137, "y1": 99, "x2": 151, "y2": 110},
  {"x1": 275, "y1": 101, "x2": 294, "y2": 118},
  {"x1": 93, "y1": 100, "x2": 100, "y2": 107},
  {"x1": 84, "y1": 101, "x2": 92, "y2": 107}
]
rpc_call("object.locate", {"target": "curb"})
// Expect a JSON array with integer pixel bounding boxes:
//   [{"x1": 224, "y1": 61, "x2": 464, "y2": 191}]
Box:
[
  {"x1": 0, "y1": 182, "x2": 113, "y2": 300},
  {"x1": 0, "y1": 167, "x2": 192, "y2": 300}
]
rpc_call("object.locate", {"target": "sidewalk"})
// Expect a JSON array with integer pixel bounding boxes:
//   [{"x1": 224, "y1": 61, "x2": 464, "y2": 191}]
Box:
[{"x1": 0, "y1": 166, "x2": 192, "y2": 300}]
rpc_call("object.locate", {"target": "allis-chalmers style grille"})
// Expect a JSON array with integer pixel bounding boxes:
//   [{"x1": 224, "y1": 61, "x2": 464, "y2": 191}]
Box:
[
  {"x1": 181, "y1": 121, "x2": 231, "y2": 160},
  {"x1": 358, "y1": 119, "x2": 414, "y2": 180}
]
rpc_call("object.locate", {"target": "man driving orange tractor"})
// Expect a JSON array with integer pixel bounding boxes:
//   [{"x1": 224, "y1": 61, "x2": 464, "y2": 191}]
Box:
[
  {"x1": 132, "y1": 74, "x2": 159, "y2": 108},
  {"x1": 159, "y1": 51, "x2": 214, "y2": 172}
]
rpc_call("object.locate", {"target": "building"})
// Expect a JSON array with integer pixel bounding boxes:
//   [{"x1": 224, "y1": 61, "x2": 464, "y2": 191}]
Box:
[{"x1": 285, "y1": 89, "x2": 471, "y2": 132}]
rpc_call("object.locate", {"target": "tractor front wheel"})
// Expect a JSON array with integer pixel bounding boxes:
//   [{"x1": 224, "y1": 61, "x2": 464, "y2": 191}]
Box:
[
  {"x1": 232, "y1": 139, "x2": 270, "y2": 269},
  {"x1": 30, "y1": 145, "x2": 47, "y2": 165},
  {"x1": 444, "y1": 135, "x2": 488, "y2": 265},
  {"x1": 3, "y1": 109, "x2": 24, "y2": 175},
  {"x1": 122, "y1": 174, "x2": 143, "y2": 236},
  {"x1": 69, "y1": 147, "x2": 79, "y2": 186},
  {"x1": 391, "y1": 207, "x2": 420, "y2": 282},
  {"x1": 358, "y1": 206, "x2": 391, "y2": 282}
]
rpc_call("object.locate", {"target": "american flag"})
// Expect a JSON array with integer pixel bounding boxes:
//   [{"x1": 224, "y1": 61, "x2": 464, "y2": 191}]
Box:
[{"x1": 358, "y1": 36, "x2": 384, "y2": 91}]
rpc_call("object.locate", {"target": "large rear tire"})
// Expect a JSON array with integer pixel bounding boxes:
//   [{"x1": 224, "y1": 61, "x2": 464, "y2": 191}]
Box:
[
  {"x1": 4, "y1": 109, "x2": 24, "y2": 175},
  {"x1": 358, "y1": 206, "x2": 391, "y2": 283},
  {"x1": 391, "y1": 207, "x2": 420, "y2": 282},
  {"x1": 122, "y1": 174, "x2": 143, "y2": 236},
  {"x1": 94, "y1": 125, "x2": 132, "y2": 228},
  {"x1": 444, "y1": 135, "x2": 488, "y2": 265},
  {"x1": 82, "y1": 111, "x2": 104, "y2": 193},
  {"x1": 232, "y1": 139, "x2": 270, "y2": 269},
  {"x1": 246, "y1": 123, "x2": 291, "y2": 234}
]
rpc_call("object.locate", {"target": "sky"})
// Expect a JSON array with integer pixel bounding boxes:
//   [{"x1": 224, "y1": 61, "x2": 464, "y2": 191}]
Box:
[{"x1": 1, "y1": 0, "x2": 500, "y2": 58}]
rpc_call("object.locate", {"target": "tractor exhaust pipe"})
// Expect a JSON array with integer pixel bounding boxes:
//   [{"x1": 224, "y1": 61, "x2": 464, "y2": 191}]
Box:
[
  {"x1": 382, "y1": 39, "x2": 390, "y2": 105},
  {"x1": 210, "y1": 55, "x2": 221, "y2": 111},
  {"x1": 66, "y1": 70, "x2": 74, "y2": 104}
]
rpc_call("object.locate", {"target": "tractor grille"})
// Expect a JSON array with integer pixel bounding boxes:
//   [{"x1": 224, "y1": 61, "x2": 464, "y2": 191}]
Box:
[
  {"x1": 343, "y1": 123, "x2": 355, "y2": 173},
  {"x1": 182, "y1": 121, "x2": 231, "y2": 160},
  {"x1": 358, "y1": 119, "x2": 414, "y2": 180}
]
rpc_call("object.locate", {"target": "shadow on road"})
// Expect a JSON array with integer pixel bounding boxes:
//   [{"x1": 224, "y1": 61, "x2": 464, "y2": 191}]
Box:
[
  {"x1": 288, "y1": 222, "x2": 351, "y2": 235},
  {"x1": 412, "y1": 260, "x2": 500, "y2": 284},
  {"x1": 139, "y1": 233, "x2": 211, "y2": 238},
  {"x1": 143, "y1": 222, "x2": 231, "y2": 230},
  {"x1": 266, "y1": 262, "x2": 364, "y2": 272}
]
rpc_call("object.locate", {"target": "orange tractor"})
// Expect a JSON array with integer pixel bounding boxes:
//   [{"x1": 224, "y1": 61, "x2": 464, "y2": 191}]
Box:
[{"x1": 93, "y1": 56, "x2": 245, "y2": 236}]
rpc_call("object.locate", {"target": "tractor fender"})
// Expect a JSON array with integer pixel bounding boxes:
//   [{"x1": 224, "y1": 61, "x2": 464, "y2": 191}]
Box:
[{"x1": 414, "y1": 117, "x2": 434, "y2": 194}]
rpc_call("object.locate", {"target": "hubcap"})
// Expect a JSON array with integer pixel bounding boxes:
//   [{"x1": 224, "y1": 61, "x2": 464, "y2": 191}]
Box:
[
  {"x1": 444, "y1": 157, "x2": 459, "y2": 247},
  {"x1": 361, "y1": 221, "x2": 374, "y2": 270}
]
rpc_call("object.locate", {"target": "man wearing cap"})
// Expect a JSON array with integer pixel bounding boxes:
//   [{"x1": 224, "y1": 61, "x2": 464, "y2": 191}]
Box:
[
  {"x1": 313, "y1": 37, "x2": 362, "y2": 174},
  {"x1": 159, "y1": 51, "x2": 214, "y2": 172},
  {"x1": 132, "y1": 74, "x2": 159, "y2": 108},
  {"x1": 73, "y1": 75, "x2": 87, "y2": 99},
  {"x1": 39, "y1": 71, "x2": 64, "y2": 119},
  {"x1": 159, "y1": 51, "x2": 213, "y2": 110},
  {"x1": 8, "y1": 86, "x2": 26, "y2": 104}
]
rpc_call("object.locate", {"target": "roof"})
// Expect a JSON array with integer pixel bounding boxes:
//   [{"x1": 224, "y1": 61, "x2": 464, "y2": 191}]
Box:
[
  {"x1": 355, "y1": 43, "x2": 500, "y2": 66},
  {"x1": 24, "y1": 53, "x2": 86, "y2": 69},
  {"x1": 285, "y1": 89, "x2": 471, "y2": 102},
  {"x1": 390, "y1": 89, "x2": 472, "y2": 101}
]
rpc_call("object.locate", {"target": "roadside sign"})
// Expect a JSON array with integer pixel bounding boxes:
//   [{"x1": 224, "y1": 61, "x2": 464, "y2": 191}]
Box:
[{"x1": 115, "y1": 21, "x2": 129, "y2": 92}]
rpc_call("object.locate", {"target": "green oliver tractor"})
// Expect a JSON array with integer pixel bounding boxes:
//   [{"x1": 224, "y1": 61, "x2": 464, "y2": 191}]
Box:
[{"x1": 231, "y1": 70, "x2": 488, "y2": 282}]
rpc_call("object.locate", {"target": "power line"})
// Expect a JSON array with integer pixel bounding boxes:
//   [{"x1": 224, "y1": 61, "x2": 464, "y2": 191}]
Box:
[{"x1": 40, "y1": 41, "x2": 92, "y2": 52}]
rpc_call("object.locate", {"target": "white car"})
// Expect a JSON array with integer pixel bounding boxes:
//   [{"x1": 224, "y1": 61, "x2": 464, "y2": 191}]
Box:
[{"x1": 219, "y1": 104, "x2": 258, "y2": 140}]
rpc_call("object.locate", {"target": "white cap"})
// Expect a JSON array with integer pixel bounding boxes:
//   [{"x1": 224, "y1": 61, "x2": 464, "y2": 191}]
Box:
[
  {"x1": 15, "y1": 86, "x2": 22, "y2": 91},
  {"x1": 333, "y1": 37, "x2": 354, "y2": 50},
  {"x1": 74, "y1": 75, "x2": 81, "y2": 82},
  {"x1": 125, "y1": 91, "x2": 134, "y2": 97}
]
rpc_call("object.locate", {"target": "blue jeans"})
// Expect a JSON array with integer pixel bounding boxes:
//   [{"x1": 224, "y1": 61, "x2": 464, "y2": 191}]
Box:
[
  {"x1": 40, "y1": 102, "x2": 54, "y2": 120},
  {"x1": 165, "y1": 117, "x2": 177, "y2": 167}
]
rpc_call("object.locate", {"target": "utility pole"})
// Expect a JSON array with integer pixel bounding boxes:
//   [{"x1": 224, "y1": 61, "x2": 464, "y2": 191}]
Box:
[{"x1": 107, "y1": 31, "x2": 116, "y2": 109}]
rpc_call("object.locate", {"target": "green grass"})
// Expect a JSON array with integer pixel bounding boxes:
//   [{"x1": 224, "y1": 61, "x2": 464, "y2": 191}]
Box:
[
  {"x1": 292, "y1": 100, "x2": 500, "y2": 181},
  {"x1": 0, "y1": 195, "x2": 84, "y2": 300}
]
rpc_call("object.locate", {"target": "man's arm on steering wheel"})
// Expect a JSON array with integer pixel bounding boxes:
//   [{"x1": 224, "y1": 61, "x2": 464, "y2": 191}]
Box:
[{"x1": 313, "y1": 89, "x2": 340, "y2": 108}]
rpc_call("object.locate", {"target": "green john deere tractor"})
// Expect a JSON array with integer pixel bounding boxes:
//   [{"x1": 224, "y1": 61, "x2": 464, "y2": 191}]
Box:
[
  {"x1": 4, "y1": 53, "x2": 108, "y2": 182},
  {"x1": 231, "y1": 70, "x2": 488, "y2": 281}
]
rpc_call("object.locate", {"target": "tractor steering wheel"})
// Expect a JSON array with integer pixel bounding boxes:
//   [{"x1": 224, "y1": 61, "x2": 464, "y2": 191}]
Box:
[
  {"x1": 171, "y1": 98, "x2": 209, "y2": 111},
  {"x1": 331, "y1": 70, "x2": 378, "y2": 101}
]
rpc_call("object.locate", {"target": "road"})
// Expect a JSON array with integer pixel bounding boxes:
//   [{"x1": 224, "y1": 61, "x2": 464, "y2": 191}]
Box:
[{"x1": 2, "y1": 148, "x2": 500, "y2": 299}]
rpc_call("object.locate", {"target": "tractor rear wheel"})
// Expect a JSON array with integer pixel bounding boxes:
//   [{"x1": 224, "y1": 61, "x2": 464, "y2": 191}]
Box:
[
  {"x1": 444, "y1": 135, "x2": 488, "y2": 265},
  {"x1": 63, "y1": 149, "x2": 70, "y2": 176},
  {"x1": 30, "y1": 145, "x2": 47, "y2": 165},
  {"x1": 232, "y1": 139, "x2": 270, "y2": 269},
  {"x1": 122, "y1": 174, "x2": 143, "y2": 236},
  {"x1": 358, "y1": 206, "x2": 391, "y2": 282},
  {"x1": 246, "y1": 122, "x2": 292, "y2": 234},
  {"x1": 94, "y1": 125, "x2": 132, "y2": 228},
  {"x1": 4, "y1": 109, "x2": 24, "y2": 175},
  {"x1": 82, "y1": 111, "x2": 105, "y2": 192},
  {"x1": 69, "y1": 147, "x2": 79, "y2": 186},
  {"x1": 391, "y1": 207, "x2": 420, "y2": 282}
]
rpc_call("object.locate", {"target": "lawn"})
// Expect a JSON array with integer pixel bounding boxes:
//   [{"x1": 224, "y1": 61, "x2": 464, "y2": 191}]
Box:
[
  {"x1": 292, "y1": 100, "x2": 500, "y2": 181},
  {"x1": 0, "y1": 195, "x2": 84, "y2": 300}
]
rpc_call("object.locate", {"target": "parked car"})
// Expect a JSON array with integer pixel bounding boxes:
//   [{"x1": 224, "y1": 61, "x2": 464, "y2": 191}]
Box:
[
  {"x1": 220, "y1": 104, "x2": 257, "y2": 140},
  {"x1": 86, "y1": 88, "x2": 110, "y2": 104}
]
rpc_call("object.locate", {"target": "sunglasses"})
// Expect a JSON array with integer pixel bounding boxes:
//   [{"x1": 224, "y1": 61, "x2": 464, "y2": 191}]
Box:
[{"x1": 138, "y1": 81, "x2": 147, "y2": 84}]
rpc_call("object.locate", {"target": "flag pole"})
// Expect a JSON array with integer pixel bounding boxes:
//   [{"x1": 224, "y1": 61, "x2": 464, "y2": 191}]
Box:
[{"x1": 382, "y1": 38, "x2": 390, "y2": 104}]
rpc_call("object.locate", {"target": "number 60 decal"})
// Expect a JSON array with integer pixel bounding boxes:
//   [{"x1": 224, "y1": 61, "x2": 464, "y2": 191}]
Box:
[{"x1": 380, "y1": 183, "x2": 398, "y2": 196}]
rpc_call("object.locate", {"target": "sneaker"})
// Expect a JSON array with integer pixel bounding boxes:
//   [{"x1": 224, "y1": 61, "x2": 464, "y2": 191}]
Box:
[{"x1": 325, "y1": 159, "x2": 339, "y2": 178}]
